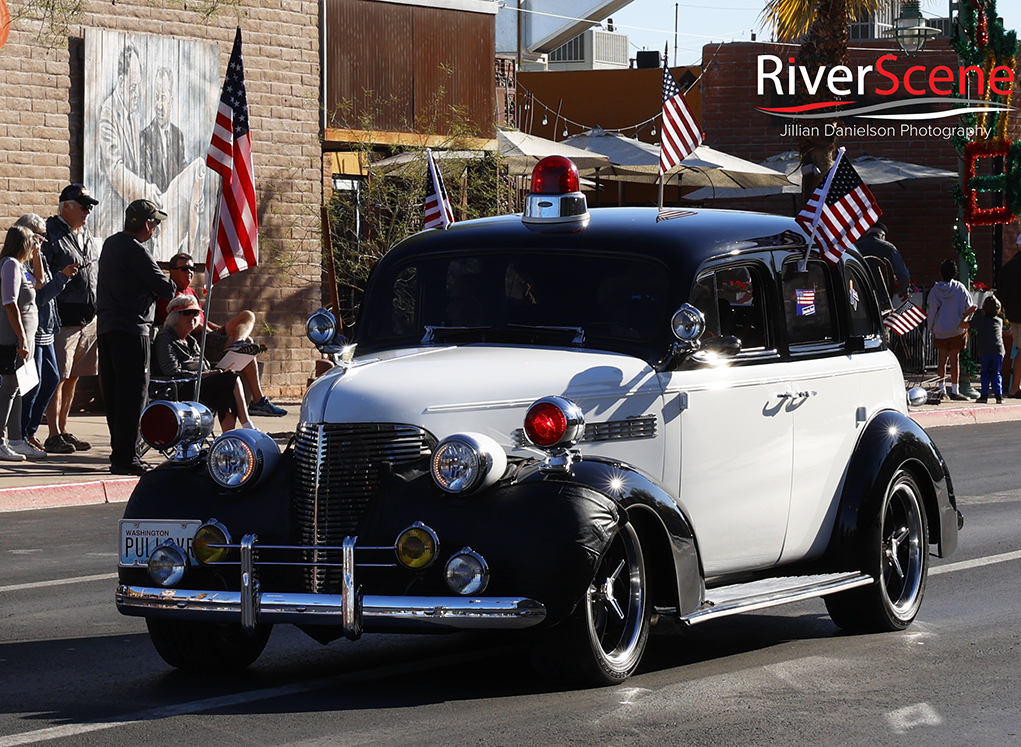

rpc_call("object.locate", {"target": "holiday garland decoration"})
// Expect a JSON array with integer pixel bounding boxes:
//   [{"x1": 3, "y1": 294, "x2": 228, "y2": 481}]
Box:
[{"x1": 949, "y1": 0, "x2": 1018, "y2": 279}]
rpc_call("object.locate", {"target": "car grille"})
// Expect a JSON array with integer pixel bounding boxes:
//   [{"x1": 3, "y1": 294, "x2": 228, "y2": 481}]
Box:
[{"x1": 293, "y1": 422, "x2": 436, "y2": 593}]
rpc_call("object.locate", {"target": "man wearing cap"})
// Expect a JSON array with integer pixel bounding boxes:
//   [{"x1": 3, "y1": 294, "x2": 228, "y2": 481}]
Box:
[
  {"x1": 96, "y1": 199, "x2": 176, "y2": 476},
  {"x1": 42, "y1": 183, "x2": 101, "y2": 455}
]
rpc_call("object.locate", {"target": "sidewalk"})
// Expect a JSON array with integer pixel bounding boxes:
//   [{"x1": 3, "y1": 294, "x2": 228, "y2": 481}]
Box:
[
  {"x1": 0, "y1": 403, "x2": 300, "y2": 513},
  {"x1": 1, "y1": 397, "x2": 1018, "y2": 514}
]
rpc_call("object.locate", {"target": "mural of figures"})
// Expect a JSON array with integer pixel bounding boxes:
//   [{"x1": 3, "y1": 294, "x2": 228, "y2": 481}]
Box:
[{"x1": 84, "y1": 29, "x2": 220, "y2": 262}]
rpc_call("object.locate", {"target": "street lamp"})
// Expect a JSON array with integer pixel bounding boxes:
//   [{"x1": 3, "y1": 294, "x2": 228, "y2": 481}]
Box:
[{"x1": 885, "y1": 0, "x2": 941, "y2": 54}]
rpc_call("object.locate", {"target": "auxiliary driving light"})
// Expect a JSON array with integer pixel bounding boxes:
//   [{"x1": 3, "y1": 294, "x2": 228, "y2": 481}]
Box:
[
  {"x1": 193, "y1": 520, "x2": 231, "y2": 565},
  {"x1": 147, "y1": 541, "x2": 188, "y2": 586},
  {"x1": 431, "y1": 432, "x2": 507, "y2": 494},
  {"x1": 445, "y1": 548, "x2": 489, "y2": 595},
  {"x1": 396, "y1": 523, "x2": 438, "y2": 569}
]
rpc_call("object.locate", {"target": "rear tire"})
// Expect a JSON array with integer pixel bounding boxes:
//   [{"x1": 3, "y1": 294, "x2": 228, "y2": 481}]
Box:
[
  {"x1": 146, "y1": 619, "x2": 272, "y2": 670},
  {"x1": 826, "y1": 468, "x2": 928, "y2": 632},
  {"x1": 530, "y1": 522, "x2": 650, "y2": 687}
]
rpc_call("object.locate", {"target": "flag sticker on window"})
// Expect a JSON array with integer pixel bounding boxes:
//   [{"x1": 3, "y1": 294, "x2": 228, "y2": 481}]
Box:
[
  {"x1": 795, "y1": 289, "x2": 816, "y2": 316},
  {"x1": 848, "y1": 279, "x2": 859, "y2": 311}
]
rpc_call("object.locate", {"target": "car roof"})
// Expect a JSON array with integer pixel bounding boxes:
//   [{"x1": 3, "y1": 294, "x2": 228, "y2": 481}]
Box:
[{"x1": 381, "y1": 207, "x2": 809, "y2": 276}]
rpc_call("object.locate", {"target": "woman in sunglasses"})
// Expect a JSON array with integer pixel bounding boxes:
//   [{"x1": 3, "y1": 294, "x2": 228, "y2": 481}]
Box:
[{"x1": 152, "y1": 294, "x2": 253, "y2": 431}]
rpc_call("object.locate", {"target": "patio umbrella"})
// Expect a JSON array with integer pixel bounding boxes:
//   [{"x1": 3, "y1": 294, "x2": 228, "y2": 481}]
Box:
[
  {"x1": 496, "y1": 129, "x2": 613, "y2": 174},
  {"x1": 562, "y1": 127, "x2": 792, "y2": 190},
  {"x1": 685, "y1": 150, "x2": 958, "y2": 200}
]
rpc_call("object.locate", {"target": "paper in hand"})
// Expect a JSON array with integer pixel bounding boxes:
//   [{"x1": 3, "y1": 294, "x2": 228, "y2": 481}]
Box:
[{"x1": 215, "y1": 351, "x2": 255, "y2": 372}]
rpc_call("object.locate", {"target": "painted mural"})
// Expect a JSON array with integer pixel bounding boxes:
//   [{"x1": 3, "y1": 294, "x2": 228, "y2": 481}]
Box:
[{"x1": 84, "y1": 28, "x2": 220, "y2": 262}]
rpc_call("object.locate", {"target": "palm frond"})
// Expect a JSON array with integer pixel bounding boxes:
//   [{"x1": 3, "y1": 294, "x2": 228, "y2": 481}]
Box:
[{"x1": 760, "y1": 0, "x2": 892, "y2": 42}]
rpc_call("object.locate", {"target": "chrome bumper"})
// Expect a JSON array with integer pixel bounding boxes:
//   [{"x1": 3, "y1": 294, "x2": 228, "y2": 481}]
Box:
[
  {"x1": 116, "y1": 534, "x2": 546, "y2": 637},
  {"x1": 116, "y1": 586, "x2": 547, "y2": 635}
]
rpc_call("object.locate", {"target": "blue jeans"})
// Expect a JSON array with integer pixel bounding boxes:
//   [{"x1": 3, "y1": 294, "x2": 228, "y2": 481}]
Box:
[
  {"x1": 21, "y1": 342, "x2": 59, "y2": 440},
  {"x1": 980, "y1": 353, "x2": 1004, "y2": 396}
]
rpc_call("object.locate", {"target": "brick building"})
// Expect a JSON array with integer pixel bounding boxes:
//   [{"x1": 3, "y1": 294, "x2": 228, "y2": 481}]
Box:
[{"x1": 0, "y1": 1, "x2": 324, "y2": 398}]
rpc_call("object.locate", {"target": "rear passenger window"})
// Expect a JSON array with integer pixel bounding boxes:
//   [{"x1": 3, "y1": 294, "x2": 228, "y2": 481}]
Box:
[
  {"x1": 782, "y1": 259, "x2": 836, "y2": 345},
  {"x1": 690, "y1": 265, "x2": 770, "y2": 351}
]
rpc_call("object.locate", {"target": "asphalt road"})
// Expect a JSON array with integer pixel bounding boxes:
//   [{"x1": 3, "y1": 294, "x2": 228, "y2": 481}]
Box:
[{"x1": 1, "y1": 421, "x2": 1019, "y2": 746}]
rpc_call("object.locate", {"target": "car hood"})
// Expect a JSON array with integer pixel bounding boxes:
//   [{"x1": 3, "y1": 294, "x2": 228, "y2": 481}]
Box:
[{"x1": 301, "y1": 344, "x2": 664, "y2": 450}]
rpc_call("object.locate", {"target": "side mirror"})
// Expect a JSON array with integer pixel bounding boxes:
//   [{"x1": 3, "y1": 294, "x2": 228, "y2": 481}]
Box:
[{"x1": 692, "y1": 335, "x2": 742, "y2": 364}]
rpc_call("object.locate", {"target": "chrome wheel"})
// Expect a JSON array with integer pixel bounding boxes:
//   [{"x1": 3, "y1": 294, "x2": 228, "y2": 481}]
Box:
[
  {"x1": 530, "y1": 522, "x2": 650, "y2": 686},
  {"x1": 826, "y1": 468, "x2": 928, "y2": 632}
]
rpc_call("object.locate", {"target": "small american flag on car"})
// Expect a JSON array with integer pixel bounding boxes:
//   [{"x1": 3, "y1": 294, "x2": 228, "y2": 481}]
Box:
[
  {"x1": 795, "y1": 289, "x2": 816, "y2": 316},
  {"x1": 883, "y1": 300, "x2": 927, "y2": 336}
]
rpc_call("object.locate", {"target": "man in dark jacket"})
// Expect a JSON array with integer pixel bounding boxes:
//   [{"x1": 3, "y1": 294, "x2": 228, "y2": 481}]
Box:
[
  {"x1": 96, "y1": 199, "x2": 176, "y2": 475},
  {"x1": 998, "y1": 245, "x2": 1021, "y2": 398},
  {"x1": 42, "y1": 183, "x2": 101, "y2": 454},
  {"x1": 855, "y1": 222, "x2": 911, "y2": 302}
]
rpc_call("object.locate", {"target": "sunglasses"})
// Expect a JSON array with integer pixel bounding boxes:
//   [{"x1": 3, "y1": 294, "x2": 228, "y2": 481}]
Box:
[
  {"x1": 173, "y1": 265, "x2": 196, "y2": 272},
  {"x1": 79, "y1": 203, "x2": 94, "y2": 212},
  {"x1": 181, "y1": 309, "x2": 201, "y2": 317}
]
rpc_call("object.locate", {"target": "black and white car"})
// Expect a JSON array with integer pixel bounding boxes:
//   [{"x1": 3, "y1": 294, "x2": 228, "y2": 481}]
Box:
[{"x1": 117, "y1": 156, "x2": 962, "y2": 686}]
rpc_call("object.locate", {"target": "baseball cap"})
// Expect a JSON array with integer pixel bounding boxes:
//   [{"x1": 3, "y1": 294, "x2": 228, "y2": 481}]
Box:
[
  {"x1": 125, "y1": 199, "x2": 169, "y2": 223},
  {"x1": 59, "y1": 183, "x2": 99, "y2": 206}
]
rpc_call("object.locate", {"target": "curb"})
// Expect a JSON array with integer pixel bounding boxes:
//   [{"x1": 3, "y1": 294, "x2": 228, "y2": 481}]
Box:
[
  {"x1": 0, "y1": 477, "x2": 137, "y2": 513},
  {"x1": 909, "y1": 401, "x2": 1021, "y2": 428}
]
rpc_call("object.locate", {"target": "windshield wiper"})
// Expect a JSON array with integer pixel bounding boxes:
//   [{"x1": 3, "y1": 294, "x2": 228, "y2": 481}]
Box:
[{"x1": 422, "y1": 325, "x2": 585, "y2": 345}]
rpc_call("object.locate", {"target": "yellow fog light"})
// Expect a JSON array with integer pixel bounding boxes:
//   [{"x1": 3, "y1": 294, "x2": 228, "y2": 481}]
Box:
[
  {"x1": 395, "y1": 523, "x2": 438, "y2": 569},
  {"x1": 193, "y1": 521, "x2": 231, "y2": 565}
]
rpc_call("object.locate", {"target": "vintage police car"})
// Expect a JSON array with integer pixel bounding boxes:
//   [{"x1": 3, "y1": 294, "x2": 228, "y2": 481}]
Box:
[{"x1": 117, "y1": 156, "x2": 961, "y2": 686}]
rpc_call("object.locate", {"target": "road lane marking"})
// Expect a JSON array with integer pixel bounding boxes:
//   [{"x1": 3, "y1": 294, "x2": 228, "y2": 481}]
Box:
[
  {"x1": 0, "y1": 573, "x2": 117, "y2": 593},
  {"x1": 886, "y1": 702, "x2": 942, "y2": 734},
  {"x1": 930, "y1": 549, "x2": 1021, "y2": 576},
  {"x1": 0, "y1": 646, "x2": 516, "y2": 747}
]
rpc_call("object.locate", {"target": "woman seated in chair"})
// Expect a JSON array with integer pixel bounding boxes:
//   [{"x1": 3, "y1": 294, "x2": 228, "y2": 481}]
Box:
[{"x1": 153, "y1": 295, "x2": 254, "y2": 431}]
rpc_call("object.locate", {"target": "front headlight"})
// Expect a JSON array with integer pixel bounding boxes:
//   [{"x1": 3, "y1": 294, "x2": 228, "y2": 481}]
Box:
[
  {"x1": 207, "y1": 429, "x2": 280, "y2": 490},
  {"x1": 430, "y1": 432, "x2": 507, "y2": 494}
]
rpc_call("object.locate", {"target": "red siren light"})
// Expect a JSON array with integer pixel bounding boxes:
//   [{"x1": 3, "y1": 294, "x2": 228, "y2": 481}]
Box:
[
  {"x1": 530, "y1": 155, "x2": 581, "y2": 195},
  {"x1": 522, "y1": 156, "x2": 589, "y2": 226}
]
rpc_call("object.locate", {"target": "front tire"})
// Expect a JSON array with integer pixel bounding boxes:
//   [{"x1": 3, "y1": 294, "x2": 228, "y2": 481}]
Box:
[
  {"x1": 826, "y1": 468, "x2": 928, "y2": 632},
  {"x1": 530, "y1": 522, "x2": 650, "y2": 687},
  {"x1": 146, "y1": 619, "x2": 272, "y2": 670}
]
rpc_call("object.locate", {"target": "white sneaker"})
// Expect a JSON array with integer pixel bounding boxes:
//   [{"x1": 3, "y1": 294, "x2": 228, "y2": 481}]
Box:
[
  {"x1": 9, "y1": 440, "x2": 46, "y2": 459},
  {"x1": 0, "y1": 442, "x2": 27, "y2": 461}
]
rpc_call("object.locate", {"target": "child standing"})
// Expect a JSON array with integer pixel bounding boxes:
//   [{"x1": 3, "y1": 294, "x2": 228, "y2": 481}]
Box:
[{"x1": 972, "y1": 295, "x2": 1005, "y2": 404}]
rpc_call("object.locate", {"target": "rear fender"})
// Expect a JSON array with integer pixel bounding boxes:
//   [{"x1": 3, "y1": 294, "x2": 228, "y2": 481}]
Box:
[{"x1": 829, "y1": 410, "x2": 958, "y2": 566}]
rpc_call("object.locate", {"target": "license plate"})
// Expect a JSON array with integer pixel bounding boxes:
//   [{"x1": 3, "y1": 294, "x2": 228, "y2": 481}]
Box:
[{"x1": 119, "y1": 519, "x2": 202, "y2": 567}]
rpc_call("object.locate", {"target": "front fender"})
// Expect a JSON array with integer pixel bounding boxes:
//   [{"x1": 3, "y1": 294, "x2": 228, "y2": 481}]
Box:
[
  {"x1": 534, "y1": 457, "x2": 703, "y2": 617},
  {"x1": 830, "y1": 410, "x2": 959, "y2": 566}
]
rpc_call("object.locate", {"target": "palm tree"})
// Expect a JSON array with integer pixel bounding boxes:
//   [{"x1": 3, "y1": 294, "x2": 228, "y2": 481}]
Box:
[{"x1": 760, "y1": 0, "x2": 890, "y2": 200}]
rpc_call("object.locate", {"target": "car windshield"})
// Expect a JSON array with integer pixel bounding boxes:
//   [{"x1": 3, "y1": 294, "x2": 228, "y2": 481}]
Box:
[{"x1": 357, "y1": 250, "x2": 671, "y2": 357}]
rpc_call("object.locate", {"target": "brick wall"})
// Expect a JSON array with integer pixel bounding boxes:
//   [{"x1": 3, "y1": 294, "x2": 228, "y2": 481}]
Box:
[
  {"x1": 700, "y1": 40, "x2": 1020, "y2": 289},
  {"x1": 0, "y1": 1, "x2": 323, "y2": 398}
]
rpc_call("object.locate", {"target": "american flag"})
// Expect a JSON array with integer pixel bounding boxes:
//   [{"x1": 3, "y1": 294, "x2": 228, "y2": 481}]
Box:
[
  {"x1": 883, "y1": 300, "x2": 927, "y2": 335},
  {"x1": 424, "y1": 149, "x2": 454, "y2": 230},
  {"x1": 795, "y1": 288, "x2": 816, "y2": 316},
  {"x1": 795, "y1": 149, "x2": 880, "y2": 265},
  {"x1": 206, "y1": 27, "x2": 258, "y2": 285},
  {"x1": 659, "y1": 64, "x2": 703, "y2": 175}
]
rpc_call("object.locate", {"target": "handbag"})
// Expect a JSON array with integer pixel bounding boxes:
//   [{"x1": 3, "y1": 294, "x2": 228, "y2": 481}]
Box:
[{"x1": 0, "y1": 345, "x2": 19, "y2": 376}]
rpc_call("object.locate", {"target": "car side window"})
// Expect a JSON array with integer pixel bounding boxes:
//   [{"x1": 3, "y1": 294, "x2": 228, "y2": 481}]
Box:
[
  {"x1": 782, "y1": 259, "x2": 835, "y2": 346},
  {"x1": 691, "y1": 264, "x2": 770, "y2": 351},
  {"x1": 845, "y1": 264, "x2": 880, "y2": 339}
]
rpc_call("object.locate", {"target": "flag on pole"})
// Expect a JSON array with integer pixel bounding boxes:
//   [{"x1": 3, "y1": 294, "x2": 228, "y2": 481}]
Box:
[
  {"x1": 795, "y1": 149, "x2": 881, "y2": 265},
  {"x1": 206, "y1": 26, "x2": 258, "y2": 285},
  {"x1": 423, "y1": 149, "x2": 454, "y2": 230},
  {"x1": 883, "y1": 300, "x2": 927, "y2": 335},
  {"x1": 659, "y1": 64, "x2": 703, "y2": 175}
]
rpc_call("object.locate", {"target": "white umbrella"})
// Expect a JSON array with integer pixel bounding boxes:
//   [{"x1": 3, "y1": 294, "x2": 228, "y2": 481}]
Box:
[
  {"x1": 562, "y1": 127, "x2": 792, "y2": 189},
  {"x1": 496, "y1": 129, "x2": 613, "y2": 174},
  {"x1": 686, "y1": 150, "x2": 958, "y2": 200}
]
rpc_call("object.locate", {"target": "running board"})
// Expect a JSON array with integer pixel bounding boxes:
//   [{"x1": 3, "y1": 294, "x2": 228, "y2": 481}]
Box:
[{"x1": 681, "y1": 572, "x2": 874, "y2": 625}]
